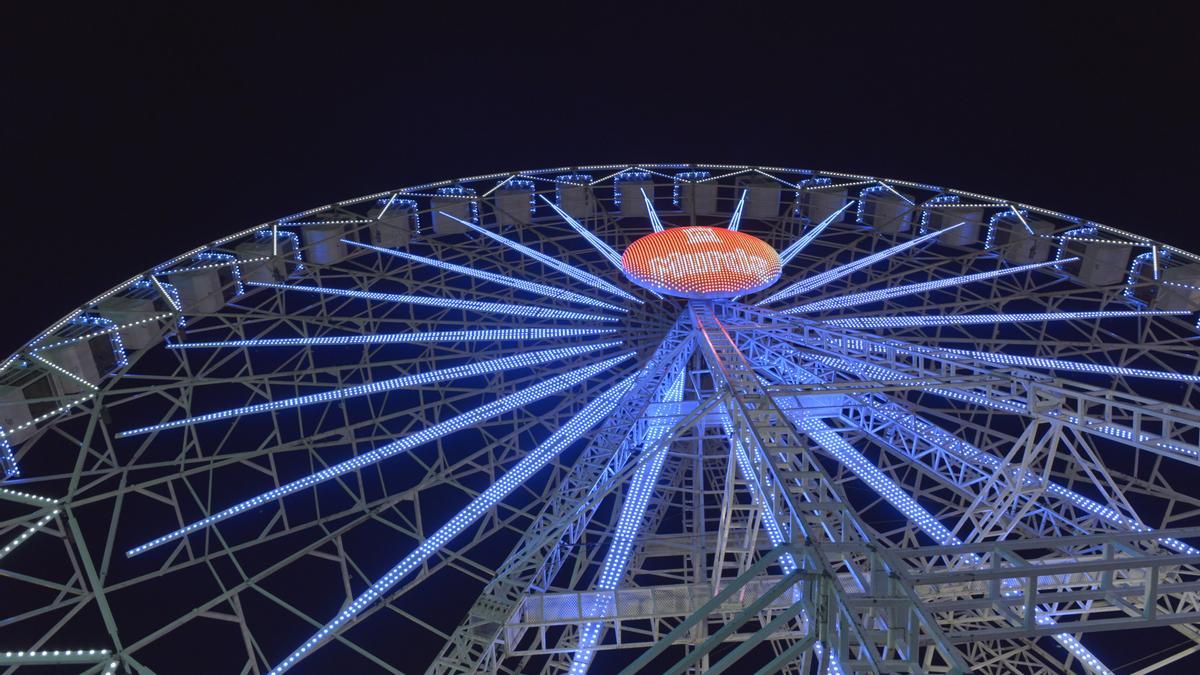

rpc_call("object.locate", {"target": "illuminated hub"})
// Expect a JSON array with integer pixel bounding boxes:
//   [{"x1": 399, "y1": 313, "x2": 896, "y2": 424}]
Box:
[{"x1": 620, "y1": 226, "x2": 782, "y2": 299}]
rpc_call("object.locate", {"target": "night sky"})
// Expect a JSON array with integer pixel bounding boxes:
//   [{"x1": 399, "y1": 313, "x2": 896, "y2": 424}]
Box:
[{"x1": 5, "y1": 6, "x2": 1196, "y2": 357}]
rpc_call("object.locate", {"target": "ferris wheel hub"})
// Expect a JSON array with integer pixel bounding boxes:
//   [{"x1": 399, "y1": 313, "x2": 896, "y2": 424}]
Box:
[{"x1": 619, "y1": 226, "x2": 783, "y2": 299}]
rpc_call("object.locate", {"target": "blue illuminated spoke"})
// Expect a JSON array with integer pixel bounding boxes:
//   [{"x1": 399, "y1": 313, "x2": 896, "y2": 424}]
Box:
[
  {"x1": 783, "y1": 258, "x2": 1073, "y2": 314},
  {"x1": 761, "y1": 223, "x2": 962, "y2": 306},
  {"x1": 246, "y1": 281, "x2": 619, "y2": 323},
  {"x1": 270, "y1": 374, "x2": 639, "y2": 675},
  {"x1": 727, "y1": 189, "x2": 747, "y2": 232},
  {"x1": 642, "y1": 188, "x2": 663, "y2": 232},
  {"x1": 126, "y1": 352, "x2": 635, "y2": 558},
  {"x1": 824, "y1": 309, "x2": 1189, "y2": 330},
  {"x1": 168, "y1": 328, "x2": 618, "y2": 350},
  {"x1": 776, "y1": 199, "x2": 855, "y2": 267},
  {"x1": 569, "y1": 368, "x2": 686, "y2": 674},
  {"x1": 439, "y1": 212, "x2": 643, "y2": 304},
  {"x1": 937, "y1": 345, "x2": 1200, "y2": 383},
  {"x1": 538, "y1": 195, "x2": 623, "y2": 269},
  {"x1": 342, "y1": 239, "x2": 626, "y2": 313},
  {"x1": 117, "y1": 341, "x2": 621, "y2": 438}
]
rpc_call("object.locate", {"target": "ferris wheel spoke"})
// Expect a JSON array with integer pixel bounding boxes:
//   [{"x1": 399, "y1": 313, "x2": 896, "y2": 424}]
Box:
[
  {"x1": 783, "y1": 258, "x2": 1073, "y2": 314},
  {"x1": 341, "y1": 239, "x2": 628, "y2": 313},
  {"x1": 536, "y1": 197, "x2": 665, "y2": 301},
  {"x1": 761, "y1": 223, "x2": 961, "y2": 306},
  {"x1": 440, "y1": 212, "x2": 643, "y2": 304},
  {"x1": 268, "y1": 373, "x2": 640, "y2": 674},
  {"x1": 776, "y1": 198, "x2": 855, "y2": 266},
  {"x1": 538, "y1": 195, "x2": 623, "y2": 269},
  {"x1": 245, "y1": 281, "x2": 621, "y2": 323},
  {"x1": 825, "y1": 309, "x2": 1188, "y2": 330},
  {"x1": 165, "y1": 327, "x2": 618, "y2": 349},
  {"x1": 116, "y1": 341, "x2": 622, "y2": 438},
  {"x1": 124, "y1": 352, "x2": 635, "y2": 557}
]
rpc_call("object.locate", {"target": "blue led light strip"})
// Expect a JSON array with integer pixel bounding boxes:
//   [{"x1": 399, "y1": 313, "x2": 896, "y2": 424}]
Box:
[
  {"x1": 824, "y1": 309, "x2": 1188, "y2": 330},
  {"x1": 568, "y1": 369, "x2": 686, "y2": 674},
  {"x1": 118, "y1": 341, "x2": 620, "y2": 438},
  {"x1": 168, "y1": 328, "x2": 618, "y2": 350},
  {"x1": 343, "y1": 240, "x2": 626, "y2": 313},
  {"x1": 937, "y1": 346, "x2": 1200, "y2": 383},
  {"x1": 728, "y1": 189, "x2": 747, "y2": 232},
  {"x1": 641, "y1": 188, "x2": 663, "y2": 232},
  {"x1": 245, "y1": 281, "x2": 619, "y2": 323},
  {"x1": 442, "y1": 212, "x2": 643, "y2": 304},
  {"x1": 761, "y1": 223, "x2": 962, "y2": 306},
  {"x1": 776, "y1": 199, "x2": 855, "y2": 267},
  {"x1": 269, "y1": 374, "x2": 639, "y2": 675},
  {"x1": 126, "y1": 351, "x2": 635, "y2": 558},
  {"x1": 784, "y1": 258, "x2": 1072, "y2": 314},
  {"x1": 539, "y1": 195, "x2": 624, "y2": 269}
]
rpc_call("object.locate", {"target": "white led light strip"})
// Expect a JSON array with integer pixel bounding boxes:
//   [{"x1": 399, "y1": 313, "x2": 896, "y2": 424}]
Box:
[
  {"x1": 343, "y1": 239, "x2": 626, "y2": 313},
  {"x1": 539, "y1": 195, "x2": 625, "y2": 270},
  {"x1": 246, "y1": 281, "x2": 619, "y2": 323},
  {"x1": 777, "y1": 199, "x2": 855, "y2": 267},
  {"x1": 446, "y1": 213, "x2": 643, "y2": 304},
  {"x1": 824, "y1": 309, "x2": 1188, "y2": 330},
  {"x1": 169, "y1": 328, "x2": 618, "y2": 350}
]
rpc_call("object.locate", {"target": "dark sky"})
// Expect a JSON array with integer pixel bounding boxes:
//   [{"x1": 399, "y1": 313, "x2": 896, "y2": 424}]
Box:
[{"x1": 4, "y1": 5, "x2": 1197, "y2": 356}]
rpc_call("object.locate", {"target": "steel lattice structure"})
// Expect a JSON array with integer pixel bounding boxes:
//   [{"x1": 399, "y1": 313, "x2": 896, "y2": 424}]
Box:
[{"x1": 4, "y1": 164, "x2": 1200, "y2": 674}]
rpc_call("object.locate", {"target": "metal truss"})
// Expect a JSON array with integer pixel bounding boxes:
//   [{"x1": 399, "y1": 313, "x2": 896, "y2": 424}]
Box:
[{"x1": 4, "y1": 164, "x2": 1200, "y2": 675}]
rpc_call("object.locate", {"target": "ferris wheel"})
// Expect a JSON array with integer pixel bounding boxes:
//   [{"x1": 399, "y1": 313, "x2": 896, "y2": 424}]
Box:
[{"x1": 4, "y1": 163, "x2": 1200, "y2": 674}]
